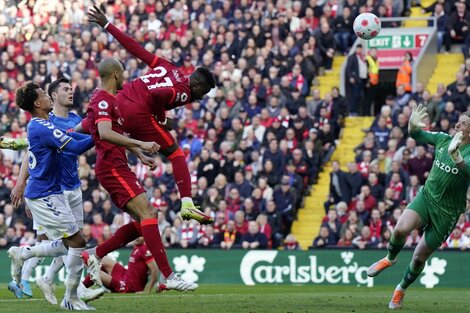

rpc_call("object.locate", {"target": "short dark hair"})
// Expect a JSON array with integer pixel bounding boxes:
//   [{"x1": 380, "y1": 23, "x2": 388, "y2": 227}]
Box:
[
  {"x1": 194, "y1": 67, "x2": 216, "y2": 88},
  {"x1": 48, "y1": 77, "x2": 70, "y2": 99},
  {"x1": 15, "y1": 82, "x2": 40, "y2": 113}
]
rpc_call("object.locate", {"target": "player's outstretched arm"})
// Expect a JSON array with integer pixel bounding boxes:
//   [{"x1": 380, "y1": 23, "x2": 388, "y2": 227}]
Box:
[
  {"x1": 10, "y1": 153, "x2": 30, "y2": 208},
  {"x1": 145, "y1": 260, "x2": 159, "y2": 294},
  {"x1": 61, "y1": 136, "x2": 95, "y2": 155},
  {"x1": 73, "y1": 118, "x2": 90, "y2": 134},
  {"x1": 97, "y1": 120, "x2": 160, "y2": 154},
  {"x1": 87, "y1": 5, "x2": 157, "y2": 67}
]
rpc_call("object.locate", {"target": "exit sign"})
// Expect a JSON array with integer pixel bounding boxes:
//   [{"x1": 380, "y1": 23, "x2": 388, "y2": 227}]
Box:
[{"x1": 367, "y1": 34, "x2": 428, "y2": 49}]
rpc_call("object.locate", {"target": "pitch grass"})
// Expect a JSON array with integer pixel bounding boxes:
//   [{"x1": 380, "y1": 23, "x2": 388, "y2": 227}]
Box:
[{"x1": 0, "y1": 284, "x2": 468, "y2": 313}]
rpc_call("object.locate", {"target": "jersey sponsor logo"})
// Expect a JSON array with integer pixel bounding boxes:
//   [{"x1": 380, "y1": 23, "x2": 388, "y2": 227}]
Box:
[
  {"x1": 98, "y1": 111, "x2": 109, "y2": 116},
  {"x1": 28, "y1": 151, "x2": 37, "y2": 169},
  {"x1": 434, "y1": 160, "x2": 459, "y2": 174},
  {"x1": 173, "y1": 69, "x2": 182, "y2": 82},
  {"x1": 53, "y1": 129, "x2": 64, "y2": 139},
  {"x1": 117, "y1": 117, "x2": 124, "y2": 126},
  {"x1": 98, "y1": 101, "x2": 109, "y2": 110}
]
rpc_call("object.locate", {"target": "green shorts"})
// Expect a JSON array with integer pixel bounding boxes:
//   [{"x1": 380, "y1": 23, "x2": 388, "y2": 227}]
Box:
[{"x1": 407, "y1": 190, "x2": 460, "y2": 250}]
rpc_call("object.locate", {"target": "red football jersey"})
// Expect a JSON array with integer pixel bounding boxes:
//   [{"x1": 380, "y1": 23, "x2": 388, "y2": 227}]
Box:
[
  {"x1": 125, "y1": 243, "x2": 155, "y2": 292},
  {"x1": 104, "y1": 23, "x2": 191, "y2": 123},
  {"x1": 118, "y1": 57, "x2": 191, "y2": 122},
  {"x1": 86, "y1": 89, "x2": 128, "y2": 173}
]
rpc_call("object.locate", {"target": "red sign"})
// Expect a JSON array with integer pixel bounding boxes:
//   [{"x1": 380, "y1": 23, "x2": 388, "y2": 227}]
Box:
[
  {"x1": 415, "y1": 34, "x2": 429, "y2": 48},
  {"x1": 376, "y1": 49, "x2": 421, "y2": 68}
]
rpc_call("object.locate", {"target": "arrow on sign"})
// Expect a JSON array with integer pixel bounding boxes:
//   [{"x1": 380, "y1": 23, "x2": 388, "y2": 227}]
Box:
[{"x1": 403, "y1": 36, "x2": 411, "y2": 47}]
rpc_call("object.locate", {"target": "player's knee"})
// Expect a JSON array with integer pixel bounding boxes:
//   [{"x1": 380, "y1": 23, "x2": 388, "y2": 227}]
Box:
[
  {"x1": 393, "y1": 227, "x2": 408, "y2": 240},
  {"x1": 411, "y1": 255, "x2": 426, "y2": 268},
  {"x1": 160, "y1": 143, "x2": 179, "y2": 158},
  {"x1": 66, "y1": 232, "x2": 86, "y2": 248}
]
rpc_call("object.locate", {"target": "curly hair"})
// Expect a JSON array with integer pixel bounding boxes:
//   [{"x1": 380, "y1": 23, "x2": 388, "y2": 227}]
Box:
[{"x1": 15, "y1": 82, "x2": 40, "y2": 113}]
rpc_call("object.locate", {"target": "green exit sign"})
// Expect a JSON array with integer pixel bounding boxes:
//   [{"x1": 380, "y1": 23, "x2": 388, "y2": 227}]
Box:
[{"x1": 367, "y1": 35, "x2": 415, "y2": 49}]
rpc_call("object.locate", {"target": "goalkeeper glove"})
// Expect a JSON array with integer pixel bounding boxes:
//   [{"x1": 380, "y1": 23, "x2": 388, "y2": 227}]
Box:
[
  {"x1": 448, "y1": 131, "x2": 464, "y2": 164},
  {"x1": 0, "y1": 137, "x2": 29, "y2": 151},
  {"x1": 409, "y1": 103, "x2": 428, "y2": 132}
]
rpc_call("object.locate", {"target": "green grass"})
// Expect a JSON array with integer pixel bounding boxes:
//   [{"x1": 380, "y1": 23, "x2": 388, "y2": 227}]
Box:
[{"x1": 0, "y1": 284, "x2": 468, "y2": 313}]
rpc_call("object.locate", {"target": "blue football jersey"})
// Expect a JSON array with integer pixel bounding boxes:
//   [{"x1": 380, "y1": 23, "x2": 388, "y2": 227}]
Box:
[
  {"x1": 25, "y1": 118, "x2": 73, "y2": 199},
  {"x1": 49, "y1": 112, "x2": 83, "y2": 190}
]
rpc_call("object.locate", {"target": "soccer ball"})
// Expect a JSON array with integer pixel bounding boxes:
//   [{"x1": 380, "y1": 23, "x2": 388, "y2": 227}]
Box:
[{"x1": 353, "y1": 13, "x2": 381, "y2": 40}]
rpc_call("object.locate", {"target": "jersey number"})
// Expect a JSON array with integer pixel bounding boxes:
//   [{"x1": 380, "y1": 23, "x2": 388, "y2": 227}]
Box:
[{"x1": 139, "y1": 66, "x2": 173, "y2": 90}]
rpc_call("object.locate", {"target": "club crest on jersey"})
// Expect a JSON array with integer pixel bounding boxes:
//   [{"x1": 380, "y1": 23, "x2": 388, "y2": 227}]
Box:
[
  {"x1": 434, "y1": 160, "x2": 459, "y2": 174},
  {"x1": 98, "y1": 101, "x2": 109, "y2": 110},
  {"x1": 53, "y1": 129, "x2": 64, "y2": 138}
]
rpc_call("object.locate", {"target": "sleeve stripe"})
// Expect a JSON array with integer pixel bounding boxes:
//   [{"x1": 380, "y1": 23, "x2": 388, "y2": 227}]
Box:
[
  {"x1": 59, "y1": 137, "x2": 72, "y2": 150},
  {"x1": 95, "y1": 117, "x2": 112, "y2": 125},
  {"x1": 149, "y1": 56, "x2": 159, "y2": 68},
  {"x1": 145, "y1": 258, "x2": 155, "y2": 264}
]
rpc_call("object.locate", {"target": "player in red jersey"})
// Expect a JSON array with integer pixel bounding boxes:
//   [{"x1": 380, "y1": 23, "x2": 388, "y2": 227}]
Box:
[
  {"x1": 84, "y1": 57, "x2": 197, "y2": 292},
  {"x1": 87, "y1": 5, "x2": 215, "y2": 225},
  {"x1": 81, "y1": 238, "x2": 159, "y2": 294}
]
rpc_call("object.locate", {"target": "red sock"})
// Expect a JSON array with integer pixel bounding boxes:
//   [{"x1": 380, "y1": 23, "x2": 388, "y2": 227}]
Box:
[
  {"x1": 168, "y1": 148, "x2": 191, "y2": 198},
  {"x1": 96, "y1": 222, "x2": 141, "y2": 259},
  {"x1": 141, "y1": 218, "x2": 173, "y2": 278},
  {"x1": 82, "y1": 275, "x2": 94, "y2": 288}
]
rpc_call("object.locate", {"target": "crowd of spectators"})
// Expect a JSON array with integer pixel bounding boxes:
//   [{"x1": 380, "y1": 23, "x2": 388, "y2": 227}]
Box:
[
  {"x1": 0, "y1": 0, "x2": 393, "y2": 251},
  {"x1": 317, "y1": 55, "x2": 470, "y2": 250}
]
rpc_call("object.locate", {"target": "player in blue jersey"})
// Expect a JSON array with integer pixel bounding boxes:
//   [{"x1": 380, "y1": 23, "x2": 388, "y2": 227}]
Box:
[
  {"x1": 7, "y1": 78, "x2": 104, "y2": 304},
  {"x1": 7, "y1": 81, "x2": 96, "y2": 310}
]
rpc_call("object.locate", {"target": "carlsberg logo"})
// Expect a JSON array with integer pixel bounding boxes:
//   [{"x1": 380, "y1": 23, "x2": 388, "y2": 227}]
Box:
[{"x1": 240, "y1": 251, "x2": 373, "y2": 287}]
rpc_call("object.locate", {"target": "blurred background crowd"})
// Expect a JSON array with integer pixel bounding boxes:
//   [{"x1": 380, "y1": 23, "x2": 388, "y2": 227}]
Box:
[{"x1": 1, "y1": 0, "x2": 470, "y2": 251}]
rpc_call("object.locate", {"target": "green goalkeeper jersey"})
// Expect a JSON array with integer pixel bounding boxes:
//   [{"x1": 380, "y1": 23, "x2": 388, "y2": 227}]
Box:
[{"x1": 410, "y1": 129, "x2": 470, "y2": 216}]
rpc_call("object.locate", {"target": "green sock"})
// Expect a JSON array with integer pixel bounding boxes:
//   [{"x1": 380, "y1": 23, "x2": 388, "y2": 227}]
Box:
[
  {"x1": 399, "y1": 262, "x2": 425, "y2": 289},
  {"x1": 387, "y1": 233, "x2": 406, "y2": 261}
]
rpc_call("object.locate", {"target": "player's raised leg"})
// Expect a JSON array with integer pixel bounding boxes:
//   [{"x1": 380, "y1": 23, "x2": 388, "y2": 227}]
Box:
[
  {"x1": 367, "y1": 208, "x2": 422, "y2": 277},
  {"x1": 160, "y1": 143, "x2": 213, "y2": 224},
  {"x1": 389, "y1": 236, "x2": 434, "y2": 309}
]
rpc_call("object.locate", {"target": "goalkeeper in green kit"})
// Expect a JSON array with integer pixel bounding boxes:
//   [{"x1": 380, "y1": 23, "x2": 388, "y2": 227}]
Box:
[{"x1": 367, "y1": 103, "x2": 470, "y2": 309}]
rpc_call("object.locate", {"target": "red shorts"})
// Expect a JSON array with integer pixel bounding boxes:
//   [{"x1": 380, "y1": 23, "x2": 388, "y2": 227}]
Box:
[
  {"x1": 117, "y1": 95, "x2": 175, "y2": 149},
  {"x1": 96, "y1": 165, "x2": 145, "y2": 209},
  {"x1": 110, "y1": 263, "x2": 128, "y2": 293}
]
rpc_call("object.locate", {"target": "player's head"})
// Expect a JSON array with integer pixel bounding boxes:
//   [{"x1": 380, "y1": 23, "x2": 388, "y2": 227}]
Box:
[
  {"x1": 455, "y1": 111, "x2": 470, "y2": 141},
  {"x1": 189, "y1": 67, "x2": 215, "y2": 101},
  {"x1": 98, "y1": 58, "x2": 124, "y2": 90},
  {"x1": 48, "y1": 77, "x2": 73, "y2": 108},
  {"x1": 15, "y1": 81, "x2": 52, "y2": 115}
]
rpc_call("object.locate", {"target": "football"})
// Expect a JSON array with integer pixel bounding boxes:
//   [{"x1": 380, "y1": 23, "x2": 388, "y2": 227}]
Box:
[{"x1": 353, "y1": 13, "x2": 381, "y2": 40}]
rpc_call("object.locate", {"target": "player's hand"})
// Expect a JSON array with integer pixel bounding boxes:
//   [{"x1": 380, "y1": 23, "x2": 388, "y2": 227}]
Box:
[
  {"x1": 449, "y1": 131, "x2": 464, "y2": 163},
  {"x1": 11, "y1": 183, "x2": 26, "y2": 208},
  {"x1": 409, "y1": 103, "x2": 428, "y2": 131},
  {"x1": 87, "y1": 3, "x2": 108, "y2": 28},
  {"x1": 139, "y1": 141, "x2": 160, "y2": 154},
  {"x1": 139, "y1": 154, "x2": 157, "y2": 171}
]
